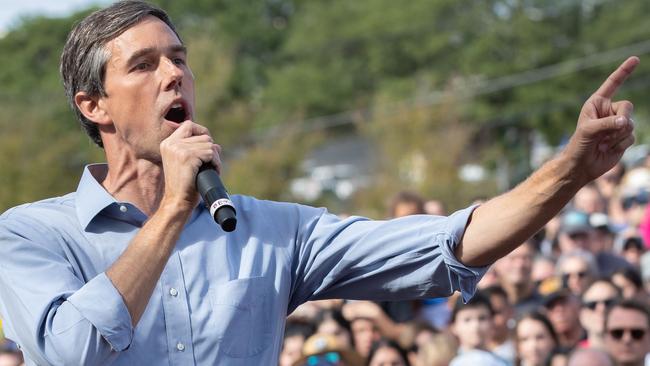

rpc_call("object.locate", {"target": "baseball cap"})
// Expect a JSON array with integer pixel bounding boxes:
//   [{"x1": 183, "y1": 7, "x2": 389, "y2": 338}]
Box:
[
  {"x1": 589, "y1": 212, "x2": 613, "y2": 233},
  {"x1": 559, "y1": 210, "x2": 592, "y2": 235},
  {"x1": 542, "y1": 288, "x2": 573, "y2": 308},
  {"x1": 293, "y1": 334, "x2": 363, "y2": 366}
]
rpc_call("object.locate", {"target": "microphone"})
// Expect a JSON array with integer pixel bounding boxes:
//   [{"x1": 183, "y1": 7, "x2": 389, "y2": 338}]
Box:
[{"x1": 196, "y1": 163, "x2": 237, "y2": 232}]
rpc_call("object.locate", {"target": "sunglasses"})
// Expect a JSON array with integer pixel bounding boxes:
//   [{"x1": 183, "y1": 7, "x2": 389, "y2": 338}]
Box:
[
  {"x1": 622, "y1": 192, "x2": 650, "y2": 210},
  {"x1": 305, "y1": 352, "x2": 341, "y2": 366},
  {"x1": 582, "y1": 298, "x2": 616, "y2": 310},
  {"x1": 568, "y1": 232, "x2": 589, "y2": 241},
  {"x1": 608, "y1": 328, "x2": 647, "y2": 341},
  {"x1": 562, "y1": 271, "x2": 589, "y2": 283}
]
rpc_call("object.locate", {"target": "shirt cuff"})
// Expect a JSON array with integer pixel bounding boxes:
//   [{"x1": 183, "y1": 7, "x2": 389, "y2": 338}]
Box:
[
  {"x1": 440, "y1": 205, "x2": 490, "y2": 303},
  {"x1": 66, "y1": 272, "x2": 133, "y2": 351}
]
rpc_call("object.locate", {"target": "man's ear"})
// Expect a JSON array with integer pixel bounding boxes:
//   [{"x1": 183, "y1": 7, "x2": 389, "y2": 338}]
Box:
[
  {"x1": 74, "y1": 92, "x2": 111, "y2": 125},
  {"x1": 449, "y1": 322, "x2": 458, "y2": 337}
]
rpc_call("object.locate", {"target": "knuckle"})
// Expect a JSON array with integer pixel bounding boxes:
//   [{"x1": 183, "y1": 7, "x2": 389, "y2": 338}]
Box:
[{"x1": 617, "y1": 100, "x2": 632, "y2": 109}]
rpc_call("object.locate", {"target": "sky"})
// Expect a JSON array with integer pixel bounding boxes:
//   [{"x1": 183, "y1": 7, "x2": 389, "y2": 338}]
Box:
[{"x1": 0, "y1": 0, "x2": 113, "y2": 33}]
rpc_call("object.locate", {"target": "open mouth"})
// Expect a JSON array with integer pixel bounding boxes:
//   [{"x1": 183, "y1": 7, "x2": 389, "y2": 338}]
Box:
[{"x1": 164, "y1": 102, "x2": 187, "y2": 123}]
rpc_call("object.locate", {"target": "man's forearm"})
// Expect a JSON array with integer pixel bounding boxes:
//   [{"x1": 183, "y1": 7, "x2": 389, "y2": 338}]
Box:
[
  {"x1": 106, "y1": 200, "x2": 192, "y2": 326},
  {"x1": 456, "y1": 152, "x2": 583, "y2": 267}
]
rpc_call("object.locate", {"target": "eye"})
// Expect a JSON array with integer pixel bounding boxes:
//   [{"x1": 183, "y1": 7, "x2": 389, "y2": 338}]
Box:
[
  {"x1": 132, "y1": 62, "x2": 150, "y2": 71},
  {"x1": 172, "y1": 57, "x2": 186, "y2": 66}
]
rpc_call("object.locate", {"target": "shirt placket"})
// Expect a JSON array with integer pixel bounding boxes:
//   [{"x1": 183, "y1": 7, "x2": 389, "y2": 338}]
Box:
[{"x1": 160, "y1": 252, "x2": 195, "y2": 365}]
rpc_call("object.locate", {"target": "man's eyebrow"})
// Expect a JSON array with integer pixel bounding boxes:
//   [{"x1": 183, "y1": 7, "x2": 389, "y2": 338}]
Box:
[{"x1": 125, "y1": 45, "x2": 187, "y2": 67}]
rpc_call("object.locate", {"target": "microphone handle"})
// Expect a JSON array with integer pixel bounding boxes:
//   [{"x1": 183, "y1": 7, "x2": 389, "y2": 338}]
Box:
[{"x1": 196, "y1": 164, "x2": 237, "y2": 232}]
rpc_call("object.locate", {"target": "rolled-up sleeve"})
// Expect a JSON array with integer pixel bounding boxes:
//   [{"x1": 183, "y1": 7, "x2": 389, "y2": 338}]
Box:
[
  {"x1": 439, "y1": 206, "x2": 490, "y2": 302},
  {"x1": 288, "y1": 204, "x2": 489, "y2": 312},
  {"x1": 0, "y1": 213, "x2": 132, "y2": 365},
  {"x1": 66, "y1": 272, "x2": 133, "y2": 351}
]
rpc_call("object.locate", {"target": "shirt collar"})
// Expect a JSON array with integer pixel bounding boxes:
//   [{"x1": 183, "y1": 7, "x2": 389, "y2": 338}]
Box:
[{"x1": 75, "y1": 163, "x2": 116, "y2": 230}]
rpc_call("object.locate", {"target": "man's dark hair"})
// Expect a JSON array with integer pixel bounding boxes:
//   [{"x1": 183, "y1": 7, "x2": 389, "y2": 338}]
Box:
[
  {"x1": 604, "y1": 298, "x2": 650, "y2": 330},
  {"x1": 283, "y1": 318, "x2": 316, "y2": 341},
  {"x1": 450, "y1": 291, "x2": 494, "y2": 324},
  {"x1": 612, "y1": 267, "x2": 643, "y2": 290},
  {"x1": 60, "y1": 0, "x2": 182, "y2": 147},
  {"x1": 313, "y1": 309, "x2": 352, "y2": 338},
  {"x1": 516, "y1": 310, "x2": 559, "y2": 348},
  {"x1": 366, "y1": 339, "x2": 410, "y2": 366},
  {"x1": 482, "y1": 285, "x2": 509, "y2": 303},
  {"x1": 581, "y1": 277, "x2": 621, "y2": 302}
]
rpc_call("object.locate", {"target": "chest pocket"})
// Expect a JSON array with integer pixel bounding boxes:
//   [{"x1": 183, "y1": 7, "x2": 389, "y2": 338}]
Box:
[{"x1": 209, "y1": 277, "x2": 273, "y2": 358}]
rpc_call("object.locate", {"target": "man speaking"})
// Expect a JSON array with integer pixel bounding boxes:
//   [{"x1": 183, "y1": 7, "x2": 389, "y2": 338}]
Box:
[{"x1": 0, "y1": 1, "x2": 640, "y2": 365}]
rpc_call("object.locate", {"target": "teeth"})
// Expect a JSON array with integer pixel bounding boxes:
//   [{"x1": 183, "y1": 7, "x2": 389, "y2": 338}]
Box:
[{"x1": 171, "y1": 102, "x2": 182, "y2": 109}]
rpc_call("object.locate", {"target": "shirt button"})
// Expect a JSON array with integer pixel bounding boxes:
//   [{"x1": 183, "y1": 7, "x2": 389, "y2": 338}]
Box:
[
  {"x1": 176, "y1": 342, "x2": 185, "y2": 352},
  {"x1": 169, "y1": 287, "x2": 178, "y2": 297},
  {"x1": 119, "y1": 205, "x2": 127, "y2": 213}
]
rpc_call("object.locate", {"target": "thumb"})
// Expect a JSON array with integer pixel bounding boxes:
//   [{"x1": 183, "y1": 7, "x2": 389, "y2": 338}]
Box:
[{"x1": 582, "y1": 115, "x2": 631, "y2": 137}]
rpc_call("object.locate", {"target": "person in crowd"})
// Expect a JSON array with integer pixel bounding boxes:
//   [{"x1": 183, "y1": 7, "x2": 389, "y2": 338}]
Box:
[
  {"x1": 478, "y1": 266, "x2": 501, "y2": 289},
  {"x1": 415, "y1": 333, "x2": 457, "y2": 366},
  {"x1": 342, "y1": 301, "x2": 405, "y2": 344},
  {"x1": 543, "y1": 290, "x2": 585, "y2": 349},
  {"x1": 573, "y1": 184, "x2": 607, "y2": 214},
  {"x1": 556, "y1": 210, "x2": 595, "y2": 254},
  {"x1": 639, "y1": 251, "x2": 650, "y2": 293},
  {"x1": 366, "y1": 339, "x2": 409, "y2": 366},
  {"x1": 0, "y1": 350, "x2": 22, "y2": 366},
  {"x1": 294, "y1": 334, "x2": 364, "y2": 366},
  {"x1": 603, "y1": 300, "x2": 650, "y2": 366},
  {"x1": 483, "y1": 286, "x2": 516, "y2": 364},
  {"x1": 558, "y1": 210, "x2": 630, "y2": 275},
  {"x1": 280, "y1": 320, "x2": 317, "y2": 366},
  {"x1": 595, "y1": 163, "x2": 625, "y2": 207},
  {"x1": 315, "y1": 309, "x2": 354, "y2": 350},
  {"x1": 448, "y1": 292, "x2": 508, "y2": 365},
  {"x1": 578, "y1": 279, "x2": 620, "y2": 349},
  {"x1": 612, "y1": 267, "x2": 646, "y2": 300},
  {"x1": 396, "y1": 321, "x2": 436, "y2": 366},
  {"x1": 424, "y1": 200, "x2": 446, "y2": 216},
  {"x1": 349, "y1": 316, "x2": 382, "y2": 360},
  {"x1": 589, "y1": 212, "x2": 617, "y2": 255},
  {"x1": 531, "y1": 255, "x2": 557, "y2": 290},
  {"x1": 566, "y1": 347, "x2": 614, "y2": 366},
  {"x1": 556, "y1": 250, "x2": 598, "y2": 297},
  {"x1": 494, "y1": 240, "x2": 544, "y2": 315},
  {"x1": 540, "y1": 215, "x2": 563, "y2": 257},
  {"x1": 387, "y1": 191, "x2": 425, "y2": 219},
  {"x1": 617, "y1": 168, "x2": 650, "y2": 234},
  {"x1": 620, "y1": 236, "x2": 645, "y2": 267},
  {"x1": 515, "y1": 311, "x2": 559, "y2": 366},
  {"x1": 0, "y1": 0, "x2": 640, "y2": 364}
]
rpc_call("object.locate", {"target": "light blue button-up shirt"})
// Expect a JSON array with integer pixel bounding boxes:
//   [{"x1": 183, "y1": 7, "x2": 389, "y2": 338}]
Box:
[{"x1": 0, "y1": 164, "x2": 487, "y2": 365}]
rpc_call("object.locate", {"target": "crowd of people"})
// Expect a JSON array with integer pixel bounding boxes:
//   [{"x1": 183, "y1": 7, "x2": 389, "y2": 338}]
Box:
[{"x1": 280, "y1": 159, "x2": 650, "y2": 366}]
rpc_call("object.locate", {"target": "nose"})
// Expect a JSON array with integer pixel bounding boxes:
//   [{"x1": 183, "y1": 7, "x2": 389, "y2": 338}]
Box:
[{"x1": 162, "y1": 57, "x2": 183, "y2": 91}]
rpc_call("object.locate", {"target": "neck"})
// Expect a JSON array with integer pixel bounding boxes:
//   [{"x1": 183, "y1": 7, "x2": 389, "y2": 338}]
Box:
[
  {"x1": 503, "y1": 281, "x2": 532, "y2": 304},
  {"x1": 489, "y1": 332, "x2": 509, "y2": 346},
  {"x1": 586, "y1": 331, "x2": 605, "y2": 349},
  {"x1": 557, "y1": 326, "x2": 583, "y2": 348},
  {"x1": 102, "y1": 148, "x2": 165, "y2": 216}
]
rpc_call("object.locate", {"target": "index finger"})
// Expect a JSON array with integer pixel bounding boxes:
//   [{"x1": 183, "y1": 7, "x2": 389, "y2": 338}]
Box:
[
  {"x1": 594, "y1": 56, "x2": 640, "y2": 98},
  {"x1": 171, "y1": 120, "x2": 211, "y2": 139}
]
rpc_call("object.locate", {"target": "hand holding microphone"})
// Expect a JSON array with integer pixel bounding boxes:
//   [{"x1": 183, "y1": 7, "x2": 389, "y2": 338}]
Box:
[{"x1": 160, "y1": 121, "x2": 236, "y2": 232}]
